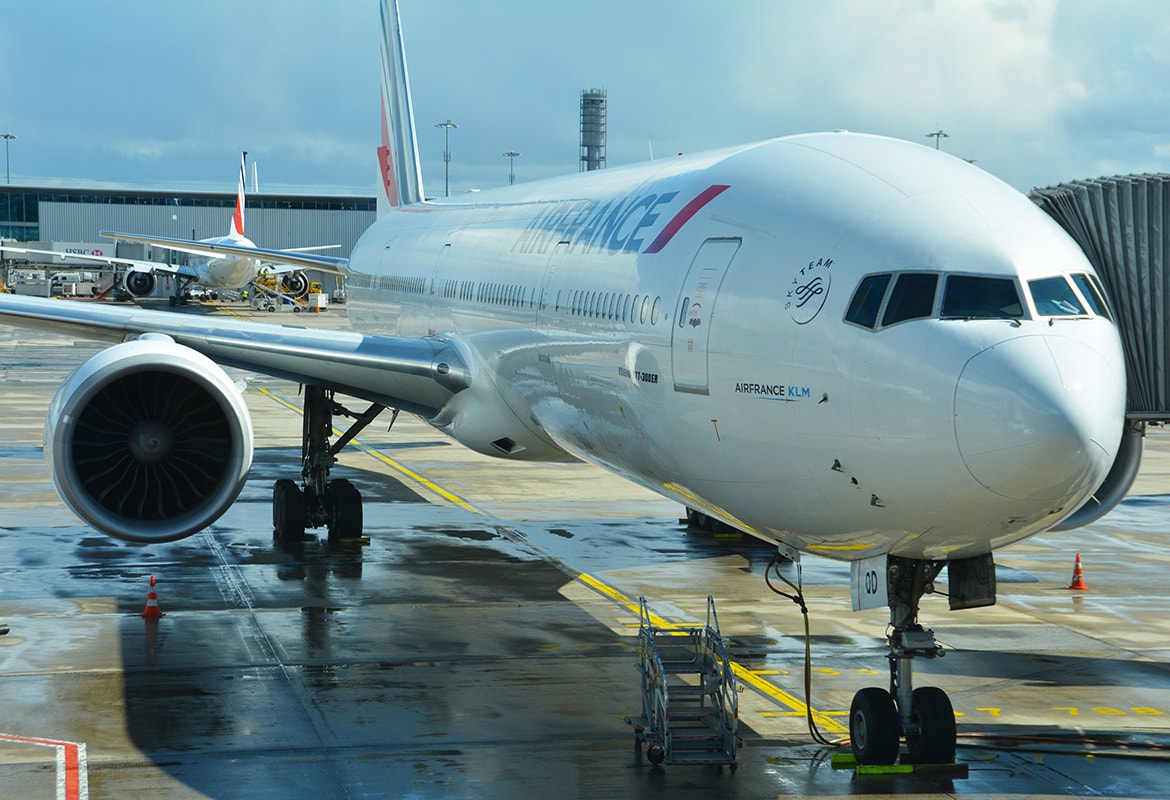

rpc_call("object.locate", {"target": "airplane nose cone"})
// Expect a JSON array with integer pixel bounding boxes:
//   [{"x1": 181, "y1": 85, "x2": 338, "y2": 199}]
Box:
[{"x1": 954, "y1": 336, "x2": 1122, "y2": 502}]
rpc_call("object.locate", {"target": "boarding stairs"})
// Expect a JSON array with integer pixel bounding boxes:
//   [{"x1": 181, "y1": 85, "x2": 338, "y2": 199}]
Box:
[{"x1": 628, "y1": 595, "x2": 739, "y2": 771}]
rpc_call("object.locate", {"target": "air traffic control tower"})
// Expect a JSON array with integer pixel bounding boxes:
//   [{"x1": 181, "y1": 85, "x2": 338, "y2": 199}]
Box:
[{"x1": 580, "y1": 89, "x2": 607, "y2": 172}]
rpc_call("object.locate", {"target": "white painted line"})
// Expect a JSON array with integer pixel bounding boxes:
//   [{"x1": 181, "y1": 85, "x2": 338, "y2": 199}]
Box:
[{"x1": 0, "y1": 734, "x2": 88, "y2": 800}]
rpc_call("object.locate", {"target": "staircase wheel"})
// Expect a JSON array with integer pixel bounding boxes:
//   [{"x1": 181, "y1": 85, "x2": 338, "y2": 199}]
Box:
[{"x1": 646, "y1": 744, "x2": 665, "y2": 766}]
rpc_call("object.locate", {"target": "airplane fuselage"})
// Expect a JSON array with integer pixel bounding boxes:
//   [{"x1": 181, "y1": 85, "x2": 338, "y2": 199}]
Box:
[
  {"x1": 347, "y1": 133, "x2": 1125, "y2": 561},
  {"x1": 193, "y1": 232, "x2": 261, "y2": 289}
]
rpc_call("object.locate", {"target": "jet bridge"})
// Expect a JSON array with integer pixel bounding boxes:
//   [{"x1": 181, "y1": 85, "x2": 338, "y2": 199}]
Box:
[{"x1": 1031, "y1": 174, "x2": 1170, "y2": 421}]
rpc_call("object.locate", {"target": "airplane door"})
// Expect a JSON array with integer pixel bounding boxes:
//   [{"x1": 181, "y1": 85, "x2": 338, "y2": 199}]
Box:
[
  {"x1": 427, "y1": 243, "x2": 451, "y2": 335},
  {"x1": 536, "y1": 242, "x2": 569, "y2": 360},
  {"x1": 671, "y1": 238, "x2": 740, "y2": 394}
]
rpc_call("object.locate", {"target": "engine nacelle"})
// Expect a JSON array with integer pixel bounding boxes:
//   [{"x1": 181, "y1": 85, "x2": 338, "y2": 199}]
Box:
[
  {"x1": 45, "y1": 335, "x2": 253, "y2": 542},
  {"x1": 281, "y1": 271, "x2": 310, "y2": 297},
  {"x1": 123, "y1": 269, "x2": 156, "y2": 297},
  {"x1": 1051, "y1": 420, "x2": 1144, "y2": 531}
]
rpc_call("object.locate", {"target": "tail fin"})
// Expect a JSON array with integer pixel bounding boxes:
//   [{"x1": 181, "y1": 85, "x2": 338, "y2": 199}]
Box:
[
  {"x1": 378, "y1": 0, "x2": 425, "y2": 214},
  {"x1": 231, "y1": 151, "x2": 247, "y2": 237}
]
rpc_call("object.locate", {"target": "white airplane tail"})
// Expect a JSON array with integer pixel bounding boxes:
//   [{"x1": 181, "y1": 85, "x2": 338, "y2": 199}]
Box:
[
  {"x1": 231, "y1": 151, "x2": 247, "y2": 238},
  {"x1": 378, "y1": 0, "x2": 425, "y2": 214}
]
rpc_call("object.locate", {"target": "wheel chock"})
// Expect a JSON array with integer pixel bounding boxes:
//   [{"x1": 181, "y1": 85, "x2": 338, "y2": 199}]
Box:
[
  {"x1": 856, "y1": 764, "x2": 915, "y2": 776},
  {"x1": 831, "y1": 752, "x2": 969, "y2": 779},
  {"x1": 830, "y1": 753, "x2": 858, "y2": 769}
]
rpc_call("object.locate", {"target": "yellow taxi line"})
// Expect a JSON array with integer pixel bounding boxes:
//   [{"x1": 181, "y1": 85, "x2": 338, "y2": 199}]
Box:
[
  {"x1": 255, "y1": 387, "x2": 481, "y2": 513},
  {"x1": 577, "y1": 570, "x2": 847, "y2": 732}
]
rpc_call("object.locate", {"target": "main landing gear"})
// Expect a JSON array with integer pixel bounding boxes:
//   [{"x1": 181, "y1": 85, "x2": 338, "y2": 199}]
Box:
[
  {"x1": 849, "y1": 556, "x2": 957, "y2": 766},
  {"x1": 272, "y1": 384, "x2": 389, "y2": 547}
]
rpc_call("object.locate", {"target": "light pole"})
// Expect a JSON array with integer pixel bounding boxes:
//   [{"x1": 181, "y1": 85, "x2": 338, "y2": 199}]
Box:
[
  {"x1": 502, "y1": 151, "x2": 520, "y2": 185},
  {"x1": 926, "y1": 129, "x2": 948, "y2": 150},
  {"x1": 435, "y1": 119, "x2": 458, "y2": 196},
  {"x1": 1, "y1": 133, "x2": 15, "y2": 184}
]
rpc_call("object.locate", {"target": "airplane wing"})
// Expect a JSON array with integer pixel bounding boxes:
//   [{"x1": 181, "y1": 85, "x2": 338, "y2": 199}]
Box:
[
  {"x1": 101, "y1": 231, "x2": 350, "y2": 275},
  {"x1": 0, "y1": 293, "x2": 467, "y2": 418},
  {"x1": 1, "y1": 245, "x2": 192, "y2": 278}
]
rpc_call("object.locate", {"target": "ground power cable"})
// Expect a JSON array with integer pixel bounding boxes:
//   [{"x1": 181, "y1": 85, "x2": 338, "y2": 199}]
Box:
[
  {"x1": 763, "y1": 555, "x2": 849, "y2": 749},
  {"x1": 761, "y1": 557, "x2": 1170, "y2": 761}
]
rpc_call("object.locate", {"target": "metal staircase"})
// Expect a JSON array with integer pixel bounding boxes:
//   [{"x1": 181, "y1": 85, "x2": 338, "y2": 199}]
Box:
[{"x1": 628, "y1": 595, "x2": 740, "y2": 771}]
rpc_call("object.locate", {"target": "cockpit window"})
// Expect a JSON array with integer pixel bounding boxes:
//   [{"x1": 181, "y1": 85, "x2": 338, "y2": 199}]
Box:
[
  {"x1": 881, "y1": 273, "x2": 938, "y2": 326},
  {"x1": 1071, "y1": 273, "x2": 1112, "y2": 320},
  {"x1": 1029, "y1": 276, "x2": 1086, "y2": 316},
  {"x1": 941, "y1": 275, "x2": 1024, "y2": 319},
  {"x1": 845, "y1": 273, "x2": 891, "y2": 329}
]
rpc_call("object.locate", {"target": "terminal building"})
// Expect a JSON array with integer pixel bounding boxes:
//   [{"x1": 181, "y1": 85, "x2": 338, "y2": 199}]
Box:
[{"x1": 0, "y1": 184, "x2": 377, "y2": 296}]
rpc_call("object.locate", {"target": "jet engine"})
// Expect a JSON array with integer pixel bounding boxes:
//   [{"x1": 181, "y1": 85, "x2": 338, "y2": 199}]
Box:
[
  {"x1": 123, "y1": 269, "x2": 156, "y2": 297},
  {"x1": 45, "y1": 335, "x2": 253, "y2": 542},
  {"x1": 281, "y1": 271, "x2": 310, "y2": 297},
  {"x1": 1051, "y1": 420, "x2": 1144, "y2": 531}
]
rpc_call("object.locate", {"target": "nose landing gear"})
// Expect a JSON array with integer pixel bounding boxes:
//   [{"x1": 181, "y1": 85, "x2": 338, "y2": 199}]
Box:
[{"x1": 848, "y1": 557, "x2": 957, "y2": 766}]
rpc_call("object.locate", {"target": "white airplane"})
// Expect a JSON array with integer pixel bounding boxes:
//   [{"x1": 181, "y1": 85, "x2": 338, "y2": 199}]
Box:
[
  {"x1": 5, "y1": 152, "x2": 343, "y2": 304},
  {"x1": 0, "y1": 0, "x2": 1134, "y2": 768}
]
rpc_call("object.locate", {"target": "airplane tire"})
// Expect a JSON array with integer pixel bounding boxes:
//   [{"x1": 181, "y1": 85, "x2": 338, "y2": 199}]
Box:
[
  {"x1": 327, "y1": 478, "x2": 363, "y2": 544},
  {"x1": 905, "y1": 687, "x2": 956, "y2": 764},
  {"x1": 273, "y1": 479, "x2": 306, "y2": 546},
  {"x1": 850, "y1": 687, "x2": 900, "y2": 765}
]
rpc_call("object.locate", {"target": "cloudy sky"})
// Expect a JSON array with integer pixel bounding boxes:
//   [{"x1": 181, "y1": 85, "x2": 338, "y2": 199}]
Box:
[{"x1": 2, "y1": 1, "x2": 1168, "y2": 197}]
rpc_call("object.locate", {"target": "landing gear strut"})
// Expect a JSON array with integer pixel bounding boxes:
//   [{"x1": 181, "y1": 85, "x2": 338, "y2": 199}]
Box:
[
  {"x1": 272, "y1": 385, "x2": 388, "y2": 547},
  {"x1": 849, "y1": 556, "x2": 956, "y2": 765},
  {"x1": 167, "y1": 275, "x2": 197, "y2": 307}
]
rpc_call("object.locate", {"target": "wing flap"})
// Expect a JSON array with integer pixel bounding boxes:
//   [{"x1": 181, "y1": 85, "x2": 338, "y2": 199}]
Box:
[{"x1": 0, "y1": 294, "x2": 466, "y2": 417}]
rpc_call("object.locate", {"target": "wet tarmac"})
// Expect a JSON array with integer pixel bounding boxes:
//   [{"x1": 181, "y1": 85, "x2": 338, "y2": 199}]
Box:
[{"x1": 2, "y1": 301, "x2": 1170, "y2": 798}]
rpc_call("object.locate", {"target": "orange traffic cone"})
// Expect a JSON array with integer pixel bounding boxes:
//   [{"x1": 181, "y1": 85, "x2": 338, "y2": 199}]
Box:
[
  {"x1": 1067, "y1": 553, "x2": 1089, "y2": 591},
  {"x1": 141, "y1": 575, "x2": 165, "y2": 618}
]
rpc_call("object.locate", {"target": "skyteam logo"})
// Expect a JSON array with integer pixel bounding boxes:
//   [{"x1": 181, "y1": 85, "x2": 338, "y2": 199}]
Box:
[{"x1": 787, "y1": 257, "x2": 832, "y2": 325}]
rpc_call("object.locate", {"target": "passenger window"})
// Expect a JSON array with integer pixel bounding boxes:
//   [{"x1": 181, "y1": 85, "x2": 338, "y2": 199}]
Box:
[
  {"x1": 1029, "y1": 276, "x2": 1085, "y2": 316},
  {"x1": 882, "y1": 273, "x2": 937, "y2": 326},
  {"x1": 1071, "y1": 273, "x2": 1111, "y2": 320},
  {"x1": 845, "y1": 274, "x2": 891, "y2": 329},
  {"x1": 941, "y1": 276, "x2": 1023, "y2": 319}
]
